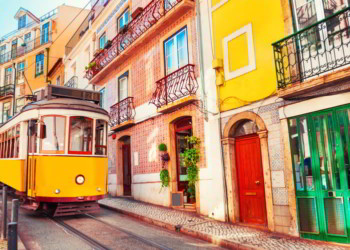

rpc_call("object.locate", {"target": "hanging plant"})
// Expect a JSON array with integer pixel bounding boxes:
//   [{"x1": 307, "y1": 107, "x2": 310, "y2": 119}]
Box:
[
  {"x1": 181, "y1": 136, "x2": 200, "y2": 197},
  {"x1": 158, "y1": 143, "x2": 167, "y2": 152},
  {"x1": 160, "y1": 169, "x2": 170, "y2": 188},
  {"x1": 161, "y1": 152, "x2": 170, "y2": 162}
]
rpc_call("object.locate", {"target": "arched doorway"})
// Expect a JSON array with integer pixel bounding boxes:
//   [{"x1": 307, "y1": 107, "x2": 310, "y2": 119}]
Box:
[
  {"x1": 222, "y1": 111, "x2": 274, "y2": 231},
  {"x1": 231, "y1": 120, "x2": 267, "y2": 225},
  {"x1": 118, "y1": 135, "x2": 131, "y2": 196}
]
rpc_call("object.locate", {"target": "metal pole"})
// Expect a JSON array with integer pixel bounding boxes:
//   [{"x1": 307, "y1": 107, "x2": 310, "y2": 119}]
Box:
[
  {"x1": 7, "y1": 222, "x2": 17, "y2": 250},
  {"x1": 11, "y1": 199, "x2": 19, "y2": 223},
  {"x1": 12, "y1": 63, "x2": 16, "y2": 116},
  {"x1": 2, "y1": 186, "x2": 7, "y2": 239}
]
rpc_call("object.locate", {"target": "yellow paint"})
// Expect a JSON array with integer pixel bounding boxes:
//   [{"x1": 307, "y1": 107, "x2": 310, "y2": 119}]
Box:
[
  {"x1": 227, "y1": 34, "x2": 248, "y2": 72},
  {"x1": 0, "y1": 160, "x2": 26, "y2": 192},
  {"x1": 212, "y1": 0, "x2": 285, "y2": 111},
  {"x1": 28, "y1": 156, "x2": 108, "y2": 198},
  {"x1": 212, "y1": 0, "x2": 222, "y2": 7}
]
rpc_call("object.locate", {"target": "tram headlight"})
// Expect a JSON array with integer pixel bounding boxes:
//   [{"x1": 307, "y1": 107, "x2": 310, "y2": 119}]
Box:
[
  {"x1": 55, "y1": 189, "x2": 60, "y2": 194},
  {"x1": 76, "y1": 175, "x2": 85, "y2": 185}
]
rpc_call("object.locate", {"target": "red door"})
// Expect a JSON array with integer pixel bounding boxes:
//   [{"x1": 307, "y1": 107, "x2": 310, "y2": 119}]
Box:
[
  {"x1": 122, "y1": 144, "x2": 131, "y2": 196},
  {"x1": 235, "y1": 135, "x2": 267, "y2": 225}
]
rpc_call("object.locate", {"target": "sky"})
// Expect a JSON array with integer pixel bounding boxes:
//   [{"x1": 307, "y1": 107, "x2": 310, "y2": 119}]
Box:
[{"x1": 0, "y1": 0, "x2": 91, "y2": 37}]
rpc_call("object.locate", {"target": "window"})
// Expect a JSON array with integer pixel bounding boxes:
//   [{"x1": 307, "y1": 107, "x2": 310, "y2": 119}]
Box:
[
  {"x1": 0, "y1": 45, "x2": 6, "y2": 64},
  {"x1": 100, "y1": 88, "x2": 105, "y2": 108},
  {"x1": 56, "y1": 76, "x2": 61, "y2": 86},
  {"x1": 4, "y1": 67, "x2": 12, "y2": 85},
  {"x1": 35, "y1": 53, "x2": 44, "y2": 76},
  {"x1": 24, "y1": 33, "x2": 31, "y2": 42},
  {"x1": 17, "y1": 61, "x2": 25, "y2": 80},
  {"x1": 41, "y1": 116, "x2": 66, "y2": 154},
  {"x1": 99, "y1": 33, "x2": 106, "y2": 49},
  {"x1": 11, "y1": 39, "x2": 17, "y2": 59},
  {"x1": 95, "y1": 119, "x2": 107, "y2": 155},
  {"x1": 0, "y1": 125, "x2": 20, "y2": 159},
  {"x1": 164, "y1": 27, "x2": 189, "y2": 75},
  {"x1": 41, "y1": 22, "x2": 50, "y2": 44},
  {"x1": 18, "y1": 15, "x2": 26, "y2": 29},
  {"x1": 28, "y1": 120, "x2": 38, "y2": 154},
  {"x1": 16, "y1": 98, "x2": 25, "y2": 114},
  {"x1": 24, "y1": 33, "x2": 32, "y2": 51},
  {"x1": 118, "y1": 72, "x2": 128, "y2": 102},
  {"x1": 69, "y1": 117, "x2": 93, "y2": 154},
  {"x1": 118, "y1": 9, "x2": 129, "y2": 31},
  {"x1": 2, "y1": 102, "x2": 11, "y2": 123}
]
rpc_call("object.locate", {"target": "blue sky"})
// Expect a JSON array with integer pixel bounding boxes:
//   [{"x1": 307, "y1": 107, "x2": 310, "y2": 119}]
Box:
[{"x1": 0, "y1": 0, "x2": 91, "y2": 37}]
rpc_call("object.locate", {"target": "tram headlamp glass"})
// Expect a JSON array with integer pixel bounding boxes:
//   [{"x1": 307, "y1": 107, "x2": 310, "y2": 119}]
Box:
[
  {"x1": 55, "y1": 189, "x2": 60, "y2": 194},
  {"x1": 76, "y1": 175, "x2": 85, "y2": 185}
]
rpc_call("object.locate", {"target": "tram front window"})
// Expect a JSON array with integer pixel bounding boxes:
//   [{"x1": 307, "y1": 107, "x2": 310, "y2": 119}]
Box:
[
  {"x1": 69, "y1": 116, "x2": 93, "y2": 154},
  {"x1": 41, "y1": 116, "x2": 65, "y2": 154}
]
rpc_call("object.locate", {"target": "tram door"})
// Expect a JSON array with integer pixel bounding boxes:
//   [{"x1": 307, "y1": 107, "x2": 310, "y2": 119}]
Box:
[
  {"x1": 27, "y1": 120, "x2": 37, "y2": 197},
  {"x1": 290, "y1": 109, "x2": 350, "y2": 243}
]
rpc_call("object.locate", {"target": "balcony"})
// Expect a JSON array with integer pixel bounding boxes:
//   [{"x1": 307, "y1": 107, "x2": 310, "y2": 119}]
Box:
[
  {"x1": 149, "y1": 64, "x2": 198, "y2": 113},
  {"x1": 85, "y1": 0, "x2": 195, "y2": 84},
  {"x1": 64, "y1": 76, "x2": 78, "y2": 88},
  {"x1": 273, "y1": 7, "x2": 350, "y2": 97},
  {"x1": 0, "y1": 85, "x2": 15, "y2": 101},
  {"x1": 0, "y1": 32, "x2": 52, "y2": 65},
  {"x1": 109, "y1": 97, "x2": 135, "y2": 131}
]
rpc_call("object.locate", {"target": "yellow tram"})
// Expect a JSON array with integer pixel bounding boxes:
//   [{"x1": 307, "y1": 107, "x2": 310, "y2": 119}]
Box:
[{"x1": 0, "y1": 85, "x2": 109, "y2": 216}]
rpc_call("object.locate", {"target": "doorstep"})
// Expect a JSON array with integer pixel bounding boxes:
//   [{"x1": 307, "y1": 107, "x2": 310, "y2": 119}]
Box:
[{"x1": 99, "y1": 197, "x2": 348, "y2": 250}]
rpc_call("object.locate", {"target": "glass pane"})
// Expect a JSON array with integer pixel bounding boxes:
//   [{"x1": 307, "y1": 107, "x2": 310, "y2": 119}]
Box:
[
  {"x1": 42, "y1": 116, "x2": 65, "y2": 152},
  {"x1": 165, "y1": 38, "x2": 175, "y2": 74},
  {"x1": 338, "y1": 110, "x2": 350, "y2": 189},
  {"x1": 298, "y1": 197, "x2": 319, "y2": 233},
  {"x1": 290, "y1": 118, "x2": 304, "y2": 191},
  {"x1": 95, "y1": 119, "x2": 107, "y2": 155},
  {"x1": 69, "y1": 117, "x2": 93, "y2": 153},
  {"x1": 300, "y1": 117, "x2": 314, "y2": 190},
  {"x1": 314, "y1": 115, "x2": 333, "y2": 190},
  {"x1": 324, "y1": 198, "x2": 346, "y2": 235},
  {"x1": 28, "y1": 120, "x2": 38, "y2": 154},
  {"x1": 177, "y1": 29, "x2": 188, "y2": 68},
  {"x1": 327, "y1": 114, "x2": 340, "y2": 189},
  {"x1": 119, "y1": 77, "x2": 128, "y2": 101},
  {"x1": 293, "y1": 0, "x2": 317, "y2": 30},
  {"x1": 323, "y1": 0, "x2": 348, "y2": 18}
]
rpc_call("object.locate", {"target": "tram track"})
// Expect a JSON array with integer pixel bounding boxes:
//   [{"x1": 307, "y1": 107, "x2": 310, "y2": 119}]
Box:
[{"x1": 48, "y1": 208, "x2": 173, "y2": 250}]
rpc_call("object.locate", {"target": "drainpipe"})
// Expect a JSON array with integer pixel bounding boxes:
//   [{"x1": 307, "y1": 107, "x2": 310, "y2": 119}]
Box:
[
  {"x1": 195, "y1": 0, "x2": 207, "y2": 121},
  {"x1": 12, "y1": 62, "x2": 16, "y2": 116},
  {"x1": 45, "y1": 48, "x2": 50, "y2": 84}
]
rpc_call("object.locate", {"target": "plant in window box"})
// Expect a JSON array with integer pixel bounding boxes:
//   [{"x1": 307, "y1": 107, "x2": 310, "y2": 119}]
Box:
[
  {"x1": 120, "y1": 24, "x2": 128, "y2": 34},
  {"x1": 93, "y1": 49, "x2": 103, "y2": 56},
  {"x1": 104, "y1": 40, "x2": 112, "y2": 49},
  {"x1": 21, "y1": 43, "x2": 27, "y2": 47}
]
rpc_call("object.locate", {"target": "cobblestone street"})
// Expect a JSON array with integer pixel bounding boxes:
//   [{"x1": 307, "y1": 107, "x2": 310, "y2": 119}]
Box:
[
  {"x1": 0, "y1": 240, "x2": 6, "y2": 250},
  {"x1": 100, "y1": 198, "x2": 349, "y2": 250}
]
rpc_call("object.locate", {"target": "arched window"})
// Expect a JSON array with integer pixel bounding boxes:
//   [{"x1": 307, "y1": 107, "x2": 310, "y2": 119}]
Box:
[{"x1": 230, "y1": 119, "x2": 258, "y2": 138}]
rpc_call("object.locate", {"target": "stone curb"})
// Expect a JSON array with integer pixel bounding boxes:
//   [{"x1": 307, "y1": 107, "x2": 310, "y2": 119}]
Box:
[{"x1": 99, "y1": 203, "x2": 260, "y2": 250}]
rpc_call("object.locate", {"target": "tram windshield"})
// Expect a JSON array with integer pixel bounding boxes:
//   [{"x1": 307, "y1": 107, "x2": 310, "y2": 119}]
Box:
[{"x1": 69, "y1": 116, "x2": 93, "y2": 154}]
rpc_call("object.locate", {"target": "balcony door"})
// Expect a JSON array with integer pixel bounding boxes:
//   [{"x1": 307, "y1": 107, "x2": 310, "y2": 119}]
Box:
[
  {"x1": 11, "y1": 39, "x2": 17, "y2": 59},
  {"x1": 41, "y1": 22, "x2": 49, "y2": 44},
  {"x1": 291, "y1": 0, "x2": 350, "y2": 80},
  {"x1": 289, "y1": 106, "x2": 350, "y2": 243}
]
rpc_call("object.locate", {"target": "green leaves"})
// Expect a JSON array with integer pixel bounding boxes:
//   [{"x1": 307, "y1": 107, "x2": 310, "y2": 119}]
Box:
[
  {"x1": 181, "y1": 136, "x2": 200, "y2": 194},
  {"x1": 160, "y1": 169, "x2": 170, "y2": 188}
]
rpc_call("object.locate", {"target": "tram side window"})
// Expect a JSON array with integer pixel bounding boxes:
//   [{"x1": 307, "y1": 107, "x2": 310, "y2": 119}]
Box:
[
  {"x1": 95, "y1": 119, "x2": 107, "y2": 155},
  {"x1": 14, "y1": 125, "x2": 20, "y2": 158},
  {"x1": 0, "y1": 124, "x2": 20, "y2": 159},
  {"x1": 28, "y1": 120, "x2": 38, "y2": 154},
  {"x1": 69, "y1": 116, "x2": 93, "y2": 154},
  {"x1": 41, "y1": 116, "x2": 65, "y2": 154}
]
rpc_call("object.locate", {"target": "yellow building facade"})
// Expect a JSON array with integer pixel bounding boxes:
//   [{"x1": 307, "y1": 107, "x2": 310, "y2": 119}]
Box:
[{"x1": 0, "y1": 5, "x2": 89, "y2": 124}]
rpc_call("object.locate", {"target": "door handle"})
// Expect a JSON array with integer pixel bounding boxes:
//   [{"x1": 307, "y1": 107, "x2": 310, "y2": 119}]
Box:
[{"x1": 255, "y1": 180, "x2": 260, "y2": 185}]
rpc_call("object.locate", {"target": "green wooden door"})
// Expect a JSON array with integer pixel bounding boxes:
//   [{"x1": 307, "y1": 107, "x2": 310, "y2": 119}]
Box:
[{"x1": 289, "y1": 106, "x2": 350, "y2": 243}]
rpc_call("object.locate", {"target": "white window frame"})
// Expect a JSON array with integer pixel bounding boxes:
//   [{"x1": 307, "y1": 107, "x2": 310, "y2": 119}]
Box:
[{"x1": 223, "y1": 23, "x2": 256, "y2": 81}]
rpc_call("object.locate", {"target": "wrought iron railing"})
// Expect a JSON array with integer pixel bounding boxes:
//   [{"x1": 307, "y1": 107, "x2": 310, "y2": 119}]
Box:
[
  {"x1": 0, "y1": 84, "x2": 15, "y2": 98},
  {"x1": 85, "y1": 0, "x2": 189, "y2": 80},
  {"x1": 64, "y1": 76, "x2": 78, "y2": 88},
  {"x1": 109, "y1": 97, "x2": 135, "y2": 127},
  {"x1": 273, "y1": 7, "x2": 350, "y2": 89},
  {"x1": 0, "y1": 32, "x2": 52, "y2": 65},
  {"x1": 149, "y1": 64, "x2": 198, "y2": 108}
]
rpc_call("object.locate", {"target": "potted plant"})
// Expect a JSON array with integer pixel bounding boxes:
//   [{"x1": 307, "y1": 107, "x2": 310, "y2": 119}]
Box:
[
  {"x1": 158, "y1": 143, "x2": 170, "y2": 162},
  {"x1": 94, "y1": 49, "x2": 103, "y2": 56},
  {"x1": 160, "y1": 169, "x2": 170, "y2": 188},
  {"x1": 104, "y1": 40, "x2": 112, "y2": 49},
  {"x1": 21, "y1": 43, "x2": 27, "y2": 47},
  {"x1": 120, "y1": 24, "x2": 128, "y2": 34},
  {"x1": 181, "y1": 136, "x2": 200, "y2": 204}
]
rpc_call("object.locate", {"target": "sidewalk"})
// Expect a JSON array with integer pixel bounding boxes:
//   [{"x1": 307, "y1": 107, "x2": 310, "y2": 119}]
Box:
[{"x1": 99, "y1": 197, "x2": 348, "y2": 250}]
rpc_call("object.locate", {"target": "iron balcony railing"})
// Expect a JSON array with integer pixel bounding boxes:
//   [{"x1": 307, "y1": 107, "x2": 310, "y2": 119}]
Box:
[
  {"x1": 109, "y1": 97, "x2": 135, "y2": 127},
  {"x1": 0, "y1": 32, "x2": 52, "y2": 65},
  {"x1": 0, "y1": 84, "x2": 15, "y2": 98},
  {"x1": 149, "y1": 64, "x2": 198, "y2": 108},
  {"x1": 64, "y1": 76, "x2": 78, "y2": 88},
  {"x1": 273, "y1": 7, "x2": 350, "y2": 89},
  {"x1": 85, "y1": 0, "x2": 188, "y2": 80}
]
